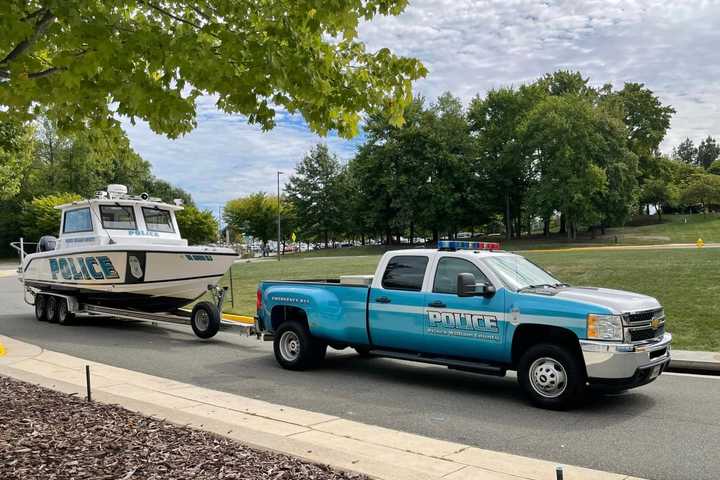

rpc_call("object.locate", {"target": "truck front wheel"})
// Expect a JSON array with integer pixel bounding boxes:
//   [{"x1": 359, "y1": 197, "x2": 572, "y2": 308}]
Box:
[
  {"x1": 517, "y1": 343, "x2": 585, "y2": 410},
  {"x1": 274, "y1": 322, "x2": 326, "y2": 370}
]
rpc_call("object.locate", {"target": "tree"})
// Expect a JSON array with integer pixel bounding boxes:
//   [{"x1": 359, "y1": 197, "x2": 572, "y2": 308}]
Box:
[
  {"x1": 674, "y1": 138, "x2": 698, "y2": 165},
  {"x1": 468, "y1": 83, "x2": 544, "y2": 238},
  {"x1": 286, "y1": 144, "x2": 346, "y2": 245},
  {"x1": 697, "y1": 136, "x2": 720, "y2": 170},
  {"x1": 520, "y1": 94, "x2": 634, "y2": 240},
  {"x1": 223, "y1": 193, "x2": 277, "y2": 246},
  {"x1": 143, "y1": 178, "x2": 194, "y2": 206},
  {"x1": 21, "y1": 192, "x2": 82, "y2": 240},
  {"x1": 708, "y1": 160, "x2": 720, "y2": 176},
  {"x1": 681, "y1": 174, "x2": 720, "y2": 212},
  {"x1": 640, "y1": 178, "x2": 679, "y2": 222},
  {"x1": 607, "y1": 83, "x2": 674, "y2": 181},
  {"x1": 0, "y1": 1, "x2": 426, "y2": 139},
  {"x1": 0, "y1": 119, "x2": 34, "y2": 200},
  {"x1": 176, "y1": 205, "x2": 217, "y2": 245},
  {"x1": 30, "y1": 119, "x2": 154, "y2": 197}
]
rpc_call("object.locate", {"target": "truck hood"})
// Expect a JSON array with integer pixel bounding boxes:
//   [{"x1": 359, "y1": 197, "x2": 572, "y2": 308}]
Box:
[{"x1": 550, "y1": 286, "x2": 661, "y2": 314}]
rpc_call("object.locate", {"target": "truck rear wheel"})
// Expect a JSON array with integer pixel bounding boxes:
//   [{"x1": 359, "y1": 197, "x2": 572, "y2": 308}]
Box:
[
  {"x1": 517, "y1": 343, "x2": 585, "y2": 410},
  {"x1": 35, "y1": 294, "x2": 47, "y2": 321},
  {"x1": 274, "y1": 322, "x2": 326, "y2": 370},
  {"x1": 191, "y1": 302, "x2": 221, "y2": 339}
]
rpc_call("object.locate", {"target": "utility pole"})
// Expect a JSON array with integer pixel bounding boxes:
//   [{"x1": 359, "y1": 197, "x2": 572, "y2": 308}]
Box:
[{"x1": 277, "y1": 171, "x2": 283, "y2": 260}]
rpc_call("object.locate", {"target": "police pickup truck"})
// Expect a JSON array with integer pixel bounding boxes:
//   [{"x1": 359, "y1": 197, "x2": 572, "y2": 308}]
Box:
[{"x1": 255, "y1": 241, "x2": 672, "y2": 409}]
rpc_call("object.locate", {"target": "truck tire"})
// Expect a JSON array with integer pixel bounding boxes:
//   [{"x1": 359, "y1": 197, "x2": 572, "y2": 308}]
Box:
[
  {"x1": 56, "y1": 298, "x2": 74, "y2": 325},
  {"x1": 517, "y1": 343, "x2": 585, "y2": 410},
  {"x1": 274, "y1": 322, "x2": 326, "y2": 370},
  {"x1": 190, "y1": 302, "x2": 221, "y2": 339},
  {"x1": 45, "y1": 296, "x2": 59, "y2": 323},
  {"x1": 35, "y1": 295, "x2": 47, "y2": 321}
]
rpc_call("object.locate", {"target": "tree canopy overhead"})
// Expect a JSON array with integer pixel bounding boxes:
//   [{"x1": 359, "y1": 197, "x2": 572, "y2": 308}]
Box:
[{"x1": 0, "y1": 1, "x2": 426, "y2": 138}]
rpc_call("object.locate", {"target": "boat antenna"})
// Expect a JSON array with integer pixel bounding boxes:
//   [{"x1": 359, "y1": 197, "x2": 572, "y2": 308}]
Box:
[{"x1": 89, "y1": 201, "x2": 115, "y2": 245}]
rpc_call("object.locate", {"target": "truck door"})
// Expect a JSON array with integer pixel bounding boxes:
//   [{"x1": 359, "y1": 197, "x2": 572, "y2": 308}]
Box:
[
  {"x1": 424, "y1": 257, "x2": 506, "y2": 362},
  {"x1": 368, "y1": 255, "x2": 429, "y2": 351}
]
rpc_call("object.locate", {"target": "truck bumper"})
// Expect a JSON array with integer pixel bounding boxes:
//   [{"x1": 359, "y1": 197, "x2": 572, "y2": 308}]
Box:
[{"x1": 579, "y1": 333, "x2": 672, "y2": 388}]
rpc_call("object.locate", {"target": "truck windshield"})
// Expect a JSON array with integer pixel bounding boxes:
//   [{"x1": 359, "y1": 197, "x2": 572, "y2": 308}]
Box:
[{"x1": 484, "y1": 255, "x2": 562, "y2": 291}]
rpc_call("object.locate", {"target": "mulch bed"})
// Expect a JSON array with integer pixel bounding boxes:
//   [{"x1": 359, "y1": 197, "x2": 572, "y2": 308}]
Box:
[{"x1": 0, "y1": 376, "x2": 365, "y2": 480}]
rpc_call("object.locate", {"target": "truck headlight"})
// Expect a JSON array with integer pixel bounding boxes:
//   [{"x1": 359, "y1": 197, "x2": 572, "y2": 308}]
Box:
[{"x1": 587, "y1": 314, "x2": 624, "y2": 341}]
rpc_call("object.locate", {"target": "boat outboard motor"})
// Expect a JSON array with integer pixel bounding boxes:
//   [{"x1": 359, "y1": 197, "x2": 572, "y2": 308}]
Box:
[{"x1": 36, "y1": 235, "x2": 57, "y2": 253}]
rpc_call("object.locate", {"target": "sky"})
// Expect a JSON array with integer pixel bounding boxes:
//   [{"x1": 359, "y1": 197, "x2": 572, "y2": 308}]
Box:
[{"x1": 122, "y1": 0, "x2": 720, "y2": 212}]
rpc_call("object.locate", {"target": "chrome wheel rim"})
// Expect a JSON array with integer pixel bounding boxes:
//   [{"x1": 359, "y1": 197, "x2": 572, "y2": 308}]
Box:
[
  {"x1": 279, "y1": 331, "x2": 301, "y2": 362},
  {"x1": 195, "y1": 309, "x2": 210, "y2": 331},
  {"x1": 529, "y1": 357, "x2": 567, "y2": 398}
]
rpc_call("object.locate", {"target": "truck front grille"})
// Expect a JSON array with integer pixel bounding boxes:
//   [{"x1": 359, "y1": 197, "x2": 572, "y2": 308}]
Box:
[{"x1": 625, "y1": 308, "x2": 665, "y2": 343}]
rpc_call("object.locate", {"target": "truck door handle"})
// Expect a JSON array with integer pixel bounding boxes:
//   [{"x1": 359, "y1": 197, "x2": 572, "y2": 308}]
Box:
[
  {"x1": 428, "y1": 301, "x2": 446, "y2": 308},
  {"x1": 375, "y1": 296, "x2": 391, "y2": 304}
]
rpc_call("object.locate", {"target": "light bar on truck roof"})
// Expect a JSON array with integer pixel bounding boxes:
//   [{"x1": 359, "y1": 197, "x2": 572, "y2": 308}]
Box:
[{"x1": 438, "y1": 240, "x2": 501, "y2": 251}]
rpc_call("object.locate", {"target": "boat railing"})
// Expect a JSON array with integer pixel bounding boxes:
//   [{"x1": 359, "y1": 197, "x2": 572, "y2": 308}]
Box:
[{"x1": 10, "y1": 238, "x2": 37, "y2": 263}]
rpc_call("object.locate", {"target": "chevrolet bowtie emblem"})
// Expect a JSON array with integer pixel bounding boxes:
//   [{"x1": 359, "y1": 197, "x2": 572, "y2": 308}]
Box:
[{"x1": 651, "y1": 318, "x2": 660, "y2": 329}]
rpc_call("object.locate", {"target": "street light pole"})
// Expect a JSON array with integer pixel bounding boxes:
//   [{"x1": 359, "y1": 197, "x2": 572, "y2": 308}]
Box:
[{"x1": 277, "y1": 171, "x2": 283, "y2": 260}]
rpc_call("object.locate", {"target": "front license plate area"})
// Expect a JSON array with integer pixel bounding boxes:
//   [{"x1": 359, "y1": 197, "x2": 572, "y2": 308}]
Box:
[{"x1": 649, "y1": 364, "x2": 662, "y2": 379}]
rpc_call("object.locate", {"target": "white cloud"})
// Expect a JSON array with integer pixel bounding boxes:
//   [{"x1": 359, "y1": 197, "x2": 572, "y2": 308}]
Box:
[{"x1": 123, "y1": 0, "x2": 720, "y2": 208}]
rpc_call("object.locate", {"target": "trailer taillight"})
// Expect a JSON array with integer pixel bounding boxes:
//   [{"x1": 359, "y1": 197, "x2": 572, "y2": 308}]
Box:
[{"x1": 256, "y1": 288, "x2": 262, "y2": 311}]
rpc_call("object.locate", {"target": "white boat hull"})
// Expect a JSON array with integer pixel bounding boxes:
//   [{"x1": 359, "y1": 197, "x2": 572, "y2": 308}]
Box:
[{"x1": 21, "y1": 246, "x2": 237, "y2": 312}]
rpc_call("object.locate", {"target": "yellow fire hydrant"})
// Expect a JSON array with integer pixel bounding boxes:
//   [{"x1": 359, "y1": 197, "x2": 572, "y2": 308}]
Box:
[{"x1": 697, "y1": 238, "x2": 705, "y2": 248}]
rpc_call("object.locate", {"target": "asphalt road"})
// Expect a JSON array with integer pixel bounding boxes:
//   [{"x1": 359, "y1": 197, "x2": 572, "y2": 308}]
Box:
[{"x1": 1, "y1": 277, "x2": 718, "y2": 480}]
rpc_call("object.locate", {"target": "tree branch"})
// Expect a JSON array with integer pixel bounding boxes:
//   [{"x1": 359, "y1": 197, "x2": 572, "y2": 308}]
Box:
[
  {"x1": 28, "y1": 67, "x2": 63, "y2": 79},
  {"x1": 139, "y1": 1, "x2": 221, "y2": 40},
  {"x1": 1, "y1": 9, "x2": 56, "y2": 66}
]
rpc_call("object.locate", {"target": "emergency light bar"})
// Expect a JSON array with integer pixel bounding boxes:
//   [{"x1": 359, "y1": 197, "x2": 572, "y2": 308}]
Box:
[{"x1": 438, "y1": 240, "x2": 501, "y2": 251}]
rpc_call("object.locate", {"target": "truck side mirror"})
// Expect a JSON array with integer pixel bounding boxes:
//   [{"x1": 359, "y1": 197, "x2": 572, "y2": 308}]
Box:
[{"x1": 457, "y1": 273, "x2": 496, "y2": 298}]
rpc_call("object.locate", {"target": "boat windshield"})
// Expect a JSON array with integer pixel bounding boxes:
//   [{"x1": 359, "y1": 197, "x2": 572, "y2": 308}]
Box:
[
  {"x1": 142, "y1": 207, "x2": 174, "y2": 233},
  {"x1": 100, "y1": 205, "x2": 136, "y2": 230},
  {"x1": 484, "y1": 255, "x2": 562, "y2": 290}
]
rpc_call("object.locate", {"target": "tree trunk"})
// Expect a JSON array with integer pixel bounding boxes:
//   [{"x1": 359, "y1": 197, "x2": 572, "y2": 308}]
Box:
[
  {"x1": 559, "y1": 214, "x2": 566, "y2": 235},
  {"x1": 409, "y1": 223, "x2": 415, "y2": 246},
  {"x1": 657, "y1": 204, "x2": 663, "y2": 222},
  {"x1": 543, "y1": 217, "x2": 550, "y2": 237},
  {"x1": 505, "y1": 192, "x2": 511, "y2": 240},
  {"x1": 432, "y1": 229, "x2": 439, "y2": 245}
]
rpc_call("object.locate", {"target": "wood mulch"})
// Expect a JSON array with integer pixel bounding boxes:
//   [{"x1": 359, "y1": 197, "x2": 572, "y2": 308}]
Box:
[{"x1": 0, "y1": 376, "x2": 365, "y2": 480}]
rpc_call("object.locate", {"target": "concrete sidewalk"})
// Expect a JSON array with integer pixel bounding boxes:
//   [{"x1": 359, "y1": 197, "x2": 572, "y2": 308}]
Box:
[{"x1": 0, "y1": 335, "x2": 642, "y2": 480}]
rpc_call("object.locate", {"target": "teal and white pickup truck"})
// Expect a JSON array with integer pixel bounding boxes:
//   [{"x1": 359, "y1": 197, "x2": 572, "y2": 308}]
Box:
[{"x1": 255, "y1": 241, "x2": 671, "y2": 409}]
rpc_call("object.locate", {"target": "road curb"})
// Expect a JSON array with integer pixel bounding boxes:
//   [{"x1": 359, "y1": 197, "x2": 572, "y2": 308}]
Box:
[
  {"x1": 0, "y1": 335, "x2": 642, "y2": 480},
  {"x1": 668, "y1": 349, "x2": 720, "y2": 374}
]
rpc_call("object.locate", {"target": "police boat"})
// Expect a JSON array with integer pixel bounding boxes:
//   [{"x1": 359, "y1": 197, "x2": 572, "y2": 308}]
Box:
[{"x1": 15, "y1": 185, "x2": 238, "y2": 338}]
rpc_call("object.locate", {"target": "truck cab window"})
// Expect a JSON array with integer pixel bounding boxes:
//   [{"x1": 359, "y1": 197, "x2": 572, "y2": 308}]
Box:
[
  {"x1": 381, "y1": 256, "x2": 428, "y2": 291},
  {"x1": 433, "y1": 257, "x2": 489, "y2": 294},
  {"x1": 63, "y1": 208, "x2": 93, "y2": 233}
]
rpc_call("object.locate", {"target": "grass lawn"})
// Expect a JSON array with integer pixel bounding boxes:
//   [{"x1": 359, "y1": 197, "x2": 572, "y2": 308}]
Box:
[{"x1": 221, "y1": 247, "x2": 720, "y2": 352}]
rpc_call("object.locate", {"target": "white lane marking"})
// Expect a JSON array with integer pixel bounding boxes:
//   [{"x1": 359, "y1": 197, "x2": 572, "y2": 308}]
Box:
[{"x1": 663, "y1": 371, "x2": 720, "y2": 380}]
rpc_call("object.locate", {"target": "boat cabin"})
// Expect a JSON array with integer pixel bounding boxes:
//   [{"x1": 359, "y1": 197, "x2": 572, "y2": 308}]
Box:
[{"x1": 53, "y1": 185, "x2": 187, "y2": 250}]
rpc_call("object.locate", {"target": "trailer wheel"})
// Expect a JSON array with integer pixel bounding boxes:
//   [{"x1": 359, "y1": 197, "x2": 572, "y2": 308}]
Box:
[
  {"x1": 191, "y1": 302, "x2": 221, "y2": 339},
  {"x1": 274, "y1": 322, "x2": 326, "y2": 370},
  {"x1": 45, "y1": 296, "x2": 59, "y2": 323},
  {"x1": 34, "y1": 295, "x2": 47, "y2": 321},
  {"x1": 56, "y1": 298, "x2": 74, "y2": 325}
]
